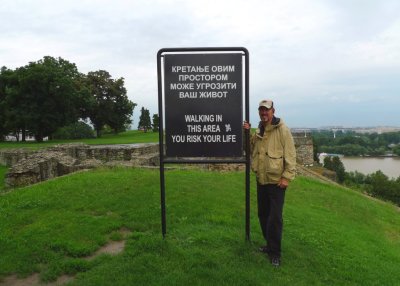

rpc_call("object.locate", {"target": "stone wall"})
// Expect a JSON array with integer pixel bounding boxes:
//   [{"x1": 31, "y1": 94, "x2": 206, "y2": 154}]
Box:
[
  {"x1": 1, "y1": 134, "x2": 315, "y2": 188},
  {"x1": 292, "y1": 133, "x2": 314, "y2": 166},
  {"x1": 3, "y1": 143, "x2": 159, "y2": 188},
  {"x1": 0, "y1": 149, "x2": 37, "y2": 167}
]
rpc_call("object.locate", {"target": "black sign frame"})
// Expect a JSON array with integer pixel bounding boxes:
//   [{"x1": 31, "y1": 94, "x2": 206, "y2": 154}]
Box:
[
  {"x1": 164, "y1": 52, "x2": 243, "y2": 157},
  {"x1": 157, "y1": 47, "x2": 250, "y2": 240}
]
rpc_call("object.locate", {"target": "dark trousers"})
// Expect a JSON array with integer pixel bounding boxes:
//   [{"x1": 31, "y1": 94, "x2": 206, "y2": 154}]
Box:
[{"x1": 257, "y1": 183, "x2": 286, "y2": 258}]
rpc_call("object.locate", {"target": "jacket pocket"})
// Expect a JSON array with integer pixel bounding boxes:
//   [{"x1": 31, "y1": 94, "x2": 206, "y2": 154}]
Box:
[{"x1": 265, "y1": 150, "x2": 284, "y2": 176}]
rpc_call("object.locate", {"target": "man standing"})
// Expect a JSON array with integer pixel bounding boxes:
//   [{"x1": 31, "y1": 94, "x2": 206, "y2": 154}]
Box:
[{"x1": 243, "y1": 99, "x2": 296, "y2": 267}]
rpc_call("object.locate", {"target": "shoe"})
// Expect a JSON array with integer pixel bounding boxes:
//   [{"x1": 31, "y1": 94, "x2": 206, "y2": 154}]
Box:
[
  {"x1": 270, "y1": 257, "x2": 280, "y2": 267},
  {"x1": 258, "y1": 245, "x2": 269, "y2": 254}
]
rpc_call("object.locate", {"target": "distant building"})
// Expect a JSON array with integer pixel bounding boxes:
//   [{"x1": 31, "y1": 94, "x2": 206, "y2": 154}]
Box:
[{"x1": 5, "y1": 132, "x2": 48, "y2": 142}]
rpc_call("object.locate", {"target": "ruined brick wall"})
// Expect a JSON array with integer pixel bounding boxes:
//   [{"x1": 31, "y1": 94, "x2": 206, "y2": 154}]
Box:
[
  {"x1": 292, "y1": 132, "x2": 314, "y2": 166},
  {"x1": 2, "y1": 143, "x2": 159, "y2": 188},
  {"x1": 1, "y1": 136, "x2": 315, "y2": 188},
  {"x1": 0, "y1": 149, "x2": 36, "y2": 167}
]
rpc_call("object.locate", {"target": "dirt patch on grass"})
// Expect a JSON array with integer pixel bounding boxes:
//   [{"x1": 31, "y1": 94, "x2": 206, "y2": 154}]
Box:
[
  {"x1": 0, "y1": 274, "x2": 40, "y2": 286},
  {"x1": 0, "y1": 228, "x2": 131, "y2": 285},
  {"x1": 84, "y1": 228, "x2": 131, "y2": 260},
  {"x1": 84, "y1": 240, "x2": 126, "y2": 261},
  {"x1": 0, "y1": 274, "x2": 74, "y2": 286}
]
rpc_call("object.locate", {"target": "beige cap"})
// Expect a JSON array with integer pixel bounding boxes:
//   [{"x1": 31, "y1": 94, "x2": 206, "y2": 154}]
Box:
[{"x1": 258, "y1": 99, "x2": 273, "y2": 109}]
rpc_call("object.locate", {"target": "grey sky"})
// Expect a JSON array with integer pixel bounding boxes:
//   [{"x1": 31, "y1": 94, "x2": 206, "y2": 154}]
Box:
[{"x1": 1, "y1": 0, "x2": 399, "y2": 128}]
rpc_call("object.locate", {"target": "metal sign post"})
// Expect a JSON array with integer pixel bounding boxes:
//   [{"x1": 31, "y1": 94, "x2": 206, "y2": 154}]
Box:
[{"x1": 157, "y1": 47, "x2": 250, "y2": 240}]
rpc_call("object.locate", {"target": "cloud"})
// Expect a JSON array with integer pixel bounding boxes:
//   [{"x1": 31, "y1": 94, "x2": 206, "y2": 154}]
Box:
[{"x1": 1, "y1": 0, "x2": 399, "y2": 127}]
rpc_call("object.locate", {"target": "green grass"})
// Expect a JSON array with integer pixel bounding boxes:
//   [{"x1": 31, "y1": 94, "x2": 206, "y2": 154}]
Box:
[
  {"x1": 0, "y1": 130, "x2": 159, "y2": 149},
  {"x1": 0, "y1": 165, "x2": 7, "y2": 191},
  {"x1": 0, "y1": 168, "x2": 399, "y2": 285}
]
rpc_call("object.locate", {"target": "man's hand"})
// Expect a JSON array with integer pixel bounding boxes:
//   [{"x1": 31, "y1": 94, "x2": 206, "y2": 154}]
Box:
[
  {"x1": 278, "y1": 178, "x2": 289, "y2": 189},
  {"x1": 243, "y1": 121, "x2": 251, "y2": 130}
]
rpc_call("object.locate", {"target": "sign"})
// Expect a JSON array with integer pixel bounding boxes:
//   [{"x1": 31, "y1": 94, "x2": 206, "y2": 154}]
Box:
[
  {"x1": 164, "y1": 53, "x2": 243, "y2": 157},
  {"x1": 157, "y1": 47, "x2": 250, "y2": 240}
]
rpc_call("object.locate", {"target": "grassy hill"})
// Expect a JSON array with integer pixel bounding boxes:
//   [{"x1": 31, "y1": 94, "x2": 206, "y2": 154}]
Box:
[{"x1": 0, "y1": 168, "x2": 399, "y2": 285}]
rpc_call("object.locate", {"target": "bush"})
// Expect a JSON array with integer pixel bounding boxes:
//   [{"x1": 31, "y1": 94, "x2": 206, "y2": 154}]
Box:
[
  {"x1": 52, "y1": 121, "x2": 95, "y2": 139},
  {"x1": 323, "y1": 156, "x2": 346, "y2": 183},
  {"x1": 393, "y1": 145, "x2": 400, "y2": 156},
  {"x1": 345, "y1": 170, "x2": 400, "y2": 206}
]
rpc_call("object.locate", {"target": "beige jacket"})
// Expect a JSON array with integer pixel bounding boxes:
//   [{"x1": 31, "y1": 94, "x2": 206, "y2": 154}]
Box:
[{"x1": 250, "y1": 118, "x2": 296, "y2": 185}]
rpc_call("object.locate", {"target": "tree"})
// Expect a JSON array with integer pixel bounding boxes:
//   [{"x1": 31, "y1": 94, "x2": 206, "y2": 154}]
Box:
[
  {"x1": 7, "y1": 57, "x2": 90, "y2": 142},
  {"x1": 393, "y1": 145, "x2": 400, "y2": 156},
  {"x1": 323, "y1": 156, "x2": 333, "y2": 170},
  {"x1": 331, "y1": 156, "x2": 346, "y2": 183},
  {"x1": 138, "y1": 107, "x2": 151, "y2": 132},
  {"x1": 152, "y1": 113, "x2": 159, "y2": 132},
  {"x1": 1, "y1": 66, "x2": 40, "y2": 141},
  {"x1": 107, "y1": 77, "x2": 136, "y2": 133},
  {"x1": 324, "y1": 156, "x2": 346, "y2": 183},
  {"x1": 86, "y1": 70, "x2": 136, "y2": 137},
  {"x1": 52, "y1": 121, "x2": 95, "y2": 139},
  {"x1": 365, "y1": 171, "x2": 390, "y2": 199},
  {"x1": 0, "y1": 66, "x2": 16, "y2": 140}
]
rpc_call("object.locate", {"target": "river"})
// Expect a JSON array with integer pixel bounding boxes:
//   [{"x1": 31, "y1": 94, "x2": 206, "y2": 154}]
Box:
[{"x1": 341, "y1": 156, "x2": 400, "y2": 179}]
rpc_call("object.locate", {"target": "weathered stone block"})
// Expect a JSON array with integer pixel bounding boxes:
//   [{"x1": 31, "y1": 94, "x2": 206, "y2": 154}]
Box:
[
  {"x1": 293, "y1": 134, "x2": 314, "y2": 166},
  {"x1": 0, "y1": 149, "x2": 37, "y2": 167}
]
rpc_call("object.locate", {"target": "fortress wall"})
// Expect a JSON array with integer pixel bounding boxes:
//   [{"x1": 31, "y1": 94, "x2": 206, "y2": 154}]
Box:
[{"x1": 292, "y1": 133, "x2": 314, "y2": 166}]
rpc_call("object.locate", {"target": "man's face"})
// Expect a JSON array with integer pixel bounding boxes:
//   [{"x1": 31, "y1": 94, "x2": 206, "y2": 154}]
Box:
[{"x1": 259, "y1": 107, "x2": 274, "y2": 124}]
